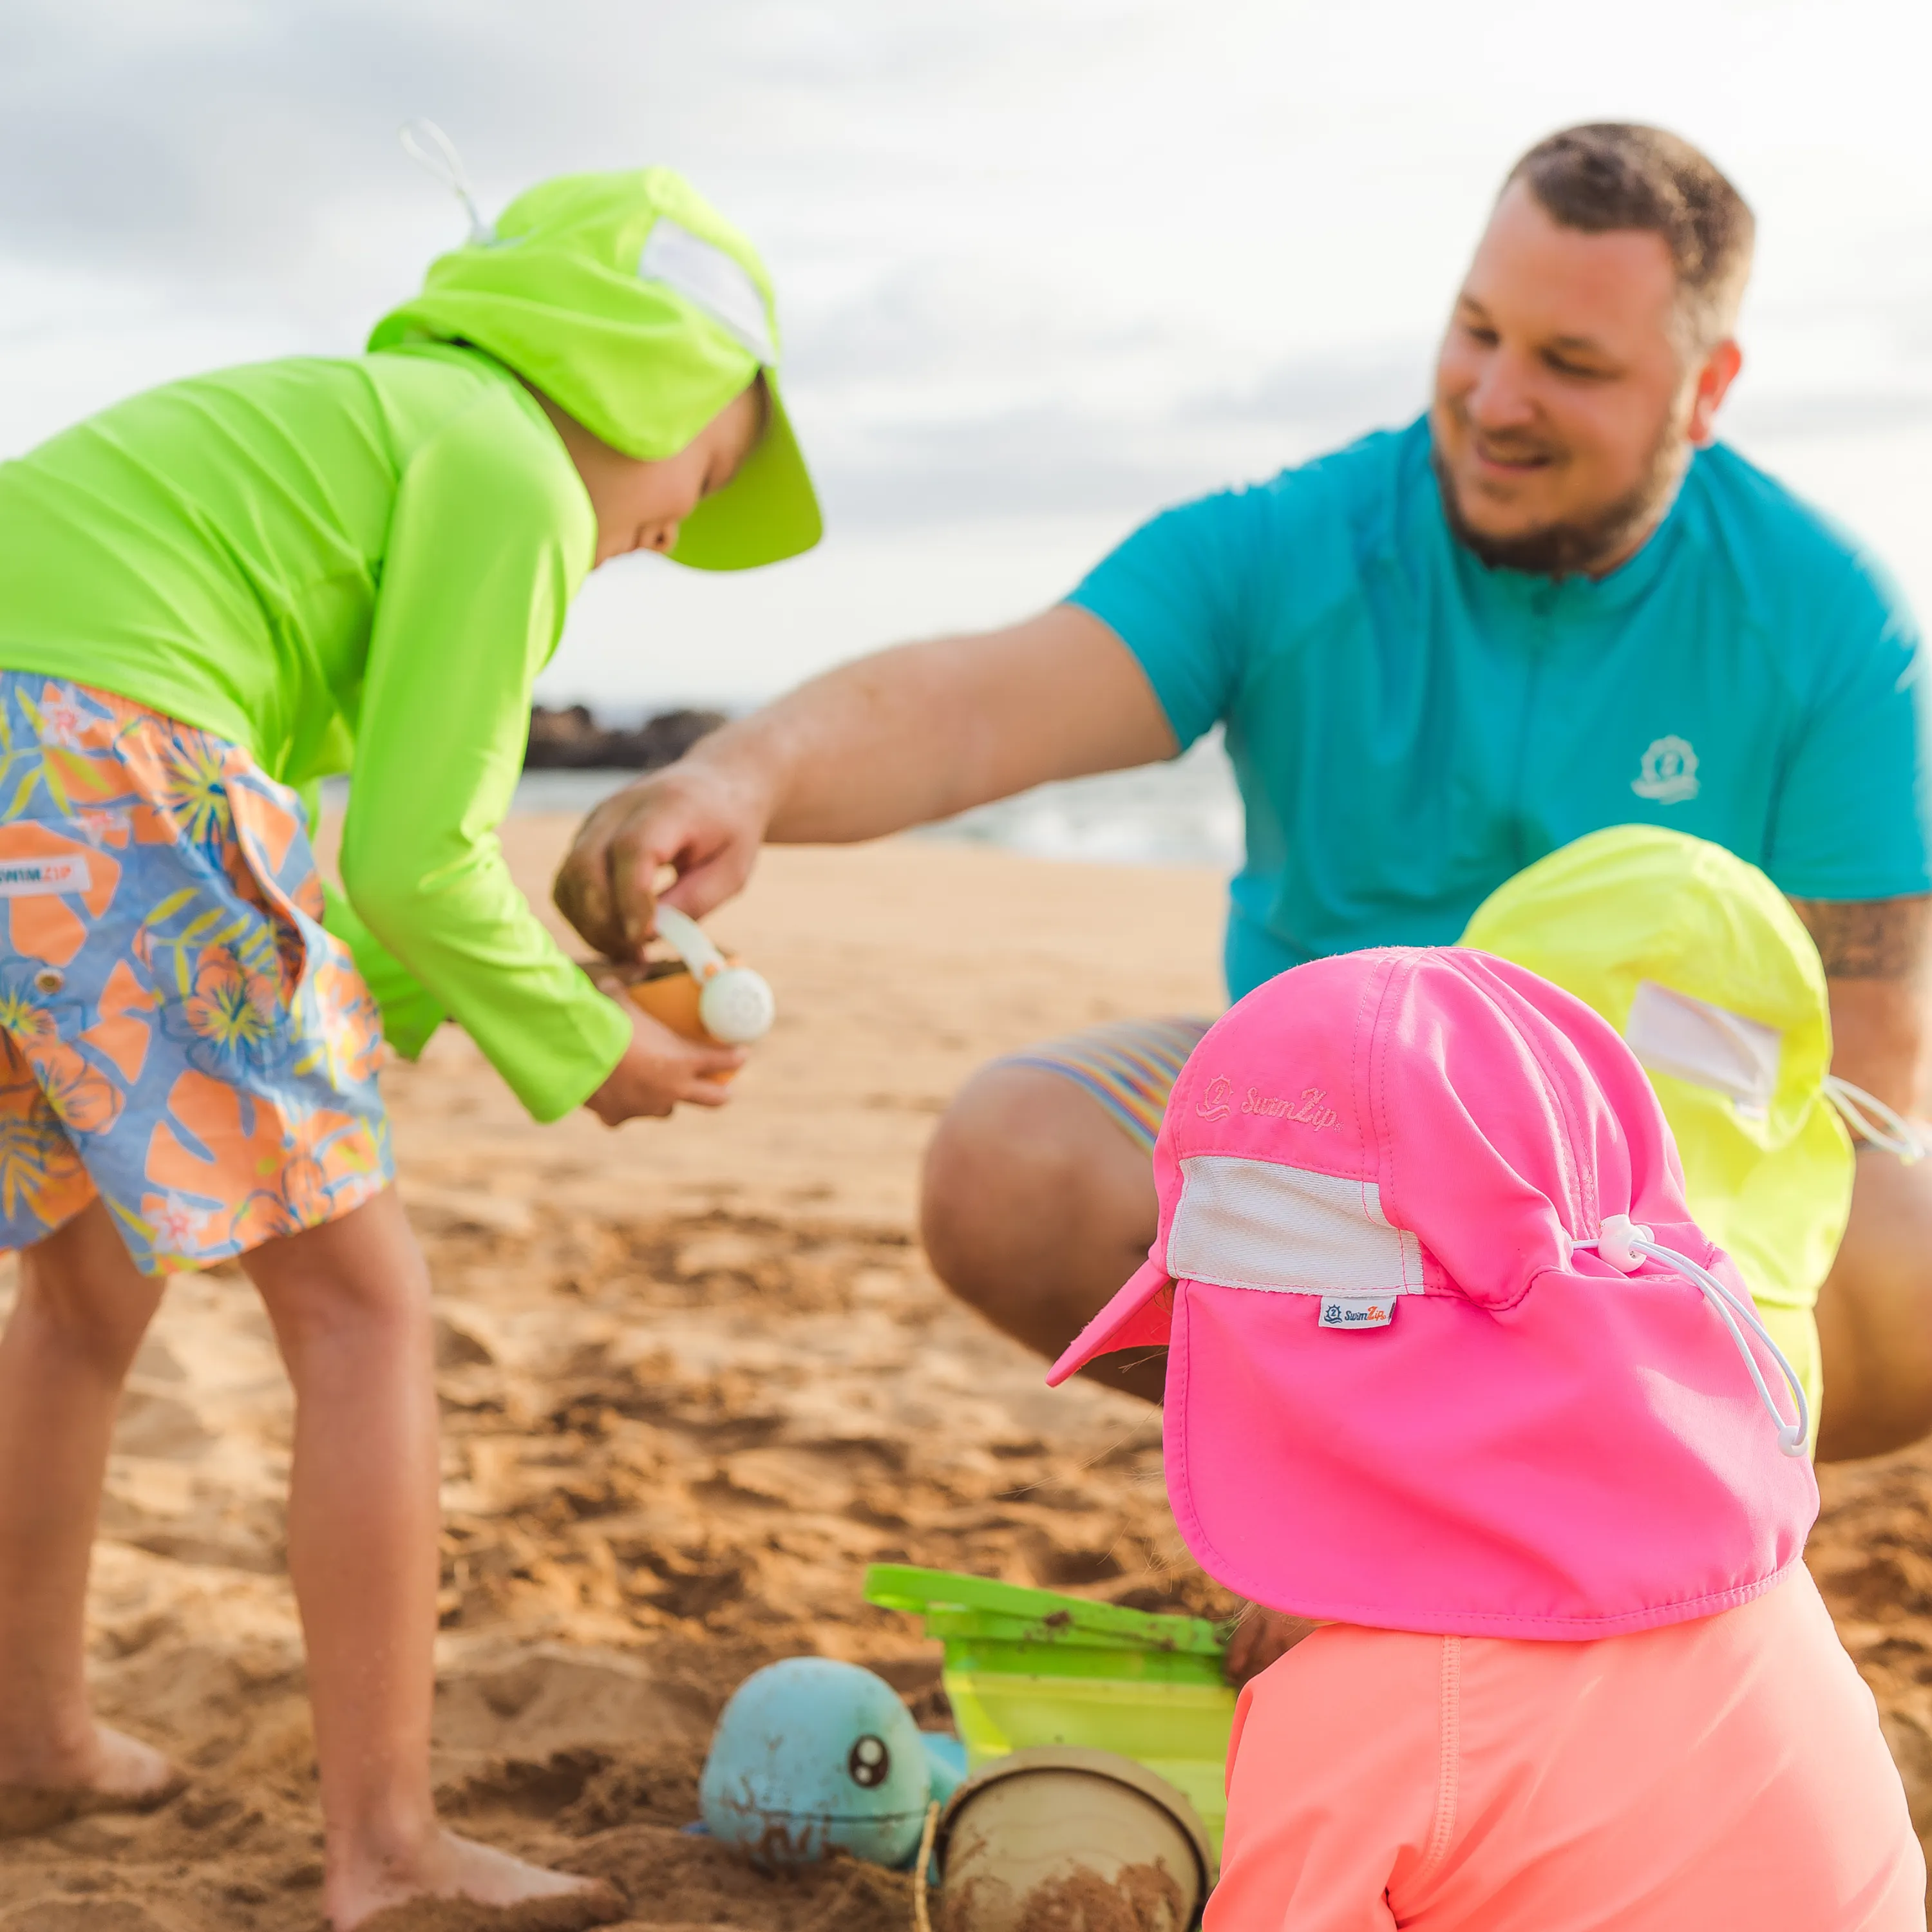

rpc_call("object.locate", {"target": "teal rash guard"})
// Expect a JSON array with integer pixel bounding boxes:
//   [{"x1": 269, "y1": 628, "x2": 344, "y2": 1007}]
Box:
[
  {"x1": 0, "y1": 344, "x2": 631, "y2": 1122},
  {"x1": 1070, "y1": 417, "x2": 1932, "y2": 1000}
]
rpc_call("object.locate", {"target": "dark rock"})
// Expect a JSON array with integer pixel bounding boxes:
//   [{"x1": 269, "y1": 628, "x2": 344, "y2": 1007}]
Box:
[{"x1": 525, "y1": 705, "x2": 727, "y2": 771}]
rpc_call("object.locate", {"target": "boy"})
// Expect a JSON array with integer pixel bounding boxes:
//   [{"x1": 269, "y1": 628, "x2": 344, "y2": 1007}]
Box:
[
  {"x1": 0, "y1": 166, "x2": 817, "y2": 1927},
  {"x1": 1052, "y1": 947, "x2": 1922, "y2": 1928}
]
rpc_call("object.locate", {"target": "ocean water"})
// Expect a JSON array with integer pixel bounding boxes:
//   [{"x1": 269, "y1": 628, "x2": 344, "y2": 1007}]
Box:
[{"x1": 504, "y1": 730, "x2": 1244, "y2": 872}]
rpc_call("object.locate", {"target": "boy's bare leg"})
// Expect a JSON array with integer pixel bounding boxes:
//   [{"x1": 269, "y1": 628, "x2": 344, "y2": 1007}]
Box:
[
  {"x1": 0, "y1": 1199, "x2": 180, "y2": 1809},
  {"x1": 243, "y1": 1188, "x2": 619, "y2": 1931}
]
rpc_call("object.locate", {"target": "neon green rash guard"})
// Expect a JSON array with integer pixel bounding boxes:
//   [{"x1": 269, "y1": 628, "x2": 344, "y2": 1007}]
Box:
[{"x1": 0, "y1": 342, "x2": 632, "y2": 1122}]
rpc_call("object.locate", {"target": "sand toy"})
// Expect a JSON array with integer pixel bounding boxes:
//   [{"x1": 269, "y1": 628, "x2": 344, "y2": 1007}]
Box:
[
  {"x1": 636, "y1": 905, "x2": 774, "y2": 1045},
  {"x1": 592, "y1": 904, "x2": 775, "y2": 1066},
  {"x1": 699, "y1": 1656, "x2": 965, "y2": 1870},
  {"x1": 863, "y1": 1565, "x2": 1235, "y2": 1861},
  {"x1": 936, "y1": 1745, "x2": 1210, "y2": 1932}
]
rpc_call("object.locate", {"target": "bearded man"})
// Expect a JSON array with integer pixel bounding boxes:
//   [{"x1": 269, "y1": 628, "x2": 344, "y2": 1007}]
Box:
[{"x1": 556, "y1": 125, "x2": 1932, "y2": 1484}]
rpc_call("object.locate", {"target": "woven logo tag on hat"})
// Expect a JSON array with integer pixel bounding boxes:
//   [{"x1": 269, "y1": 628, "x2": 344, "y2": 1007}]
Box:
[{"x1": 1319, "y1": 1293, "x2": 1396, "y2": 1331}]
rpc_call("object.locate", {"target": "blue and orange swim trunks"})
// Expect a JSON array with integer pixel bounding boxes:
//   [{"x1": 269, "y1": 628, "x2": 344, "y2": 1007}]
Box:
[{"x1": 0, "y1": 674, "x2": 392, "y2": 1273}]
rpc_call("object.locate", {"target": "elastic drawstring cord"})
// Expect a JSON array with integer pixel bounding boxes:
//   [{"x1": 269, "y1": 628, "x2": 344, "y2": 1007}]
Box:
[
  {"x1": 1579, "y1": 1217, "x2": 1810, "y2": 1458},
  {"x1": 398, "y1": 118, "x2": 496, "y2": 245},
  {"x1": 1824, "y1": 1074, "x2": 1926, "y2": 1163}
]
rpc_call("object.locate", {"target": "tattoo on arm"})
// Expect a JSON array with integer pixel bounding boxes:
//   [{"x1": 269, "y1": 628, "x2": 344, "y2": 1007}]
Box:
[{"x1": 1788, "y1": 895, "x2": 1932, "y2": 981}]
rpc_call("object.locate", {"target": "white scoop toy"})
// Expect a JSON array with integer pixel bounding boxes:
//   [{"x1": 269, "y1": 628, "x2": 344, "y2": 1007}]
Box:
[{"x1": 651, "y1": 905, "x2": 777, "y2": 1045}]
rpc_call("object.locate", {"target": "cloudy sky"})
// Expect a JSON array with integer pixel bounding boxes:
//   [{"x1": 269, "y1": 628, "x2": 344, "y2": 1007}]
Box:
[{"x1": 5, "y1": 0, "x2": 1931, "y2": 708}]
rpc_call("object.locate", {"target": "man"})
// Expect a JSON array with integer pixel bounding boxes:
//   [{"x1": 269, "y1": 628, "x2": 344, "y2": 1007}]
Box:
[{"x1": 555, "y1": 124, "x2": 1932, "y2": 1466}]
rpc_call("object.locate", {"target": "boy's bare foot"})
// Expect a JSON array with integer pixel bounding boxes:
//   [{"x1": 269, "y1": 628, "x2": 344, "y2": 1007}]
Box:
[
  {"x1": 331, "y1": 1830, "x2": 626, "y2": 1932},
  {"x1": 0, "y1": 1723, "x2": 187, "y2": 1838}
]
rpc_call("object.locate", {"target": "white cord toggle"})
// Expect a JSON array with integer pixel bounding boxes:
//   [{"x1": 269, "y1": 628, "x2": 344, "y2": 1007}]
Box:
[
  {"x1": 1824, "y1": 1074, "x2": 1926, "y2": 1163},
  {"x1": 652, "y1": 906, "x2": 775, "y2": 1045},
  {"x1": 399, "y1": 119, "x2": 496, "y2": 245},
  {"x1": 1580, "y1": 1215, "x2": 1809, "y2": 1457}
]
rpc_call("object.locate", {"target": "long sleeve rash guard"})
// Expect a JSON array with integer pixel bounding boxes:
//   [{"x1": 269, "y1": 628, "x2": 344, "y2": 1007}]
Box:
[{"x1": 0, "y1": 343, "x2": 632, "y2": 1121}]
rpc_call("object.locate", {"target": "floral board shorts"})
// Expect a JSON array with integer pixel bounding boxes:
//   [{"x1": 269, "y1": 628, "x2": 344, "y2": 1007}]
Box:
[{"x1": 0, "y1": 674, "x2": 392, "y2": 1274}]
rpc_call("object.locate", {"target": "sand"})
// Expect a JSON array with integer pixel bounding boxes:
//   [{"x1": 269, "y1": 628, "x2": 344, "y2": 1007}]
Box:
[{"x1": 0, "y1": 823, "x2": 1927, "y2": 1929}]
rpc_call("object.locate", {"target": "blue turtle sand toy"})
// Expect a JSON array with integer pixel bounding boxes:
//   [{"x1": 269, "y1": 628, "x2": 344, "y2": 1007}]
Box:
[{"x1": 700, "y1": 1656, "x2": 966, "y2": 1870}]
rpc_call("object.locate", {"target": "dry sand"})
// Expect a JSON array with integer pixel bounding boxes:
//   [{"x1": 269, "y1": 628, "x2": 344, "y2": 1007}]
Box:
[{"x1": 0, "y1": 822, "x2": 1928, "y2": 1929}]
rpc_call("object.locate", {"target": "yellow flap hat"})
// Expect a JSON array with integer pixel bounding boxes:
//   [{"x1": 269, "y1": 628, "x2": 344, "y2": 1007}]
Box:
[{"x1": 1461, "y1": 825, "x2": 1850, "y2": 1316}]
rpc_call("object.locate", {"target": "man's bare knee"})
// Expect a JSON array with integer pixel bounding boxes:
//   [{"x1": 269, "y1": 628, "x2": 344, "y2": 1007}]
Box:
[
  {"x1": 925, "y1": 1068, "x2": 1092, "y2": 1286},
  {"x1": 920, "y1": 1061, "x2": 1157, "y2": 1377}
]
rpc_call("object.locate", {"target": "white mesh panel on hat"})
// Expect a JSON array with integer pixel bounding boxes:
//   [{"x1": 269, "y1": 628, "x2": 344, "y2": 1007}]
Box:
[
  {"x1": 1624, "y1": 980, "x2": 1781, "y2": 1114},
  {"x1": 1166, "y1": 1157, "x2": 1425, "y2": 1294}
]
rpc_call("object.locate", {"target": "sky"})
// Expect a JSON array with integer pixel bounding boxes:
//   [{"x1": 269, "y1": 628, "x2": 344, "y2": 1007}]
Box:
[{"x1": 5, "y1": 0, "x2": 1932, "y2": 711}]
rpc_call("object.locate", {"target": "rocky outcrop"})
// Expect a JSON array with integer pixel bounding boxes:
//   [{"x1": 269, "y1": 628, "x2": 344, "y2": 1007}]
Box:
[{"x1": 526, "y1": 705, "x2": 727, "y2": 771}]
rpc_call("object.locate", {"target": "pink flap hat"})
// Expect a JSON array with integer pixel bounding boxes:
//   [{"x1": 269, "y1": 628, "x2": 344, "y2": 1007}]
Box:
[{"x1": 1049, "y1": 947, "x2": 1817, "y2": 1640}]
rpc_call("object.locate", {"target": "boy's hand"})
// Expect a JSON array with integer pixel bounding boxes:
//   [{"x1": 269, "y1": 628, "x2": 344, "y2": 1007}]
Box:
[
  {"x1": 585, "y1": 1005, "x2": 746, "y2": 1124},
  {"x1": 556, "y1": 759, "x2": 772, "y2": 962}
]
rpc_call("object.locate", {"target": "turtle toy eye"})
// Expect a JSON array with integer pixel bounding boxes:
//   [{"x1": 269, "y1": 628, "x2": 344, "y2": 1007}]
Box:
[{"x1": 848, "y1": 1734, "x2": 890, "y2": 1787}]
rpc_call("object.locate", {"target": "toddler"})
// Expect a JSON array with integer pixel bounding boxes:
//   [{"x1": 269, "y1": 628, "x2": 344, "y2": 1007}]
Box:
[{"x1": 1052, "y1": 945, "x2": 1922, "y2": 1929}]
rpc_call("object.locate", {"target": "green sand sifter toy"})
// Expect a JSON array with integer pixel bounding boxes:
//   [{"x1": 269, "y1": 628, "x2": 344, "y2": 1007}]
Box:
[{"x1": 863, "y1": 1564, "x2": 1236, "y2": 1861}]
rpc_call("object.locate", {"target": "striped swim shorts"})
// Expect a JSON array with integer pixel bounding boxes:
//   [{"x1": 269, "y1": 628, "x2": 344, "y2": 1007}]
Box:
[
  {"x1": 0, "y1": 674, "x2": 392, "y2": 1273},
  {"x1": 1001, "y1": 1014, "x2": 1216, "y2": 1153}
]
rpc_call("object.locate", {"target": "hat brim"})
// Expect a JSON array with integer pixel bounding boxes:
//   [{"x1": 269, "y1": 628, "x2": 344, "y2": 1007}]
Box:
[
  {"x1": 1046, "y1": 1257, "x2": 1175, "y2": 1387},
  {"x1": 671, "y1": 376, "x2": 822, "y2": 572}
]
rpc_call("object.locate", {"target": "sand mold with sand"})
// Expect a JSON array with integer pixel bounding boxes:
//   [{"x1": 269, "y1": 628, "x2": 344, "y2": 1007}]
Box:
[{"x1": 2, "y1": 827, "x2": 1929, "y2": 1929}]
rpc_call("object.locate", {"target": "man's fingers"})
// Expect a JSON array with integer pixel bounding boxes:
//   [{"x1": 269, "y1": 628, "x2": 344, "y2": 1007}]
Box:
[
  {"x1": 608, "y1": 825, "x2": 670, "y2": 958},
  {"x1": 556, "y1": 805, "x2": 626, "y2": 954},
  {"x1": 658, "y1": 846, "x2": 753, "y2": 920}
]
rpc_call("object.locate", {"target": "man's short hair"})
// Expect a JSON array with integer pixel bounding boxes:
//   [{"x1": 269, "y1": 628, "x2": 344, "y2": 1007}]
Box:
[{"x1": 1506, "y1": 124, "x2": 1755, "y2": 348}]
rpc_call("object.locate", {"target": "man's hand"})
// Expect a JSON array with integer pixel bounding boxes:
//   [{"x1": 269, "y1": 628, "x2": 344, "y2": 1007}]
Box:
[
  {"x1": 553, "y1": 604, "x2": 1177, "y2": 961},
  {"x1": 583, "y1": 1003, "x2": 746, "y2": 1124},
  {"x1": 556, "y1": 758, "x2": 772, "y2": 963}
]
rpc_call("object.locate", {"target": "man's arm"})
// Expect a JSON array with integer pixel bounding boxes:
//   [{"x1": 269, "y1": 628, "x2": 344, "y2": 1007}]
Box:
[
  {"x1": 1790, "y1": 893, "x2": 1932, "y2": 1459},
  {"x1": 554, "y1": 603, "x2": 1177, "y2": 959}
]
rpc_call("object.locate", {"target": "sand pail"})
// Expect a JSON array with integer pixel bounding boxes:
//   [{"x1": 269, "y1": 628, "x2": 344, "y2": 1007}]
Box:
[
  {"x1": 863, "y1": 1565, "x2": 1234, "y2": 1863},
  {"x1": 936, "y1": 1745, "x2": 1209, "y2": 1932}
]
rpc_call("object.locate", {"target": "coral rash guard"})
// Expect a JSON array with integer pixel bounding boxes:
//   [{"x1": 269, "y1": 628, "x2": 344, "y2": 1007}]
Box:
[{"x1": 0, "y1": 343, "x2": 631, "y2": 1122}]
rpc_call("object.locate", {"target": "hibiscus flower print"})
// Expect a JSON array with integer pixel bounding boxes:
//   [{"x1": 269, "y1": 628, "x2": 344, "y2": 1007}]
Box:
[
  {"x1": 147, "y1": 1192, "x2": 210, "y2": 1256},
  {"x1": 73, "y1": 806, "x2": 132, "y2": 848},
  {"x1": 308, "y1": 953, "x2": 387, "y2": 1086},
  {"x1": 0, "y1": 987, "x2": 61, "y2": 1059},
  {"x1": 182, "y1": 947, "x2": 283, "y2": 1074},
  {"x1": 0, "y1": 1100, "x2": 80, "y2": 1223},
  {"x1": 33, "y1": 1042, "x2": 122, "y2": 1136},
  {"x1": 152, "y1": 732, "x2": 238, "y2": 848},
  {"x1": 36, "y1": 696, "x2": 86, "y2": 752}
]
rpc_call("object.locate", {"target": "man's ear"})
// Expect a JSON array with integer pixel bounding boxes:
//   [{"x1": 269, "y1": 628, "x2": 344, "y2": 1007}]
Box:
[{"x1": 1687, "y1": 339, "x2": 1743, "y2": 447}]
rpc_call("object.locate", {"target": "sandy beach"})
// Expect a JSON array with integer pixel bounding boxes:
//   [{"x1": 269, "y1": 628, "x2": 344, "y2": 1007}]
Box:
[{"x1": 1, "y1": 821, "x2": 1928, "y2": 1929}]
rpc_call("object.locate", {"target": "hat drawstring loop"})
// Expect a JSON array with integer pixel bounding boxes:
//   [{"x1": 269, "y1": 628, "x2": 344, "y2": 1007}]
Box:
[
  {"x1": 399, "y1": 119, "x2": 497, "y2": 246},
  {"x1": 1823, "y1": 1074, "x2": 1926, "y2": 1163},
  {"x1": 1582, "y1": 1217, "x2": 1810, "y2": 1457}
]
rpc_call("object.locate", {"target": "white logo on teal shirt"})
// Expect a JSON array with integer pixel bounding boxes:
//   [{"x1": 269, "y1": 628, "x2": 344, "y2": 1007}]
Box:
[{"x1": 1632, "y1": 735, "x2": 1700, "y2": 804}]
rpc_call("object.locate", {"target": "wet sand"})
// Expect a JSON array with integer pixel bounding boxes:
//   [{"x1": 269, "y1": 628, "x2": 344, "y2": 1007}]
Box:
[{"x1": 0, "y1": 824, "x2": 1926, "y2": 1927}]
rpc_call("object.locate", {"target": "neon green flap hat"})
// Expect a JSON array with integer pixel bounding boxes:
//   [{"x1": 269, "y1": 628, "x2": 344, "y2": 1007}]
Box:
[
  {"x1": 370, "y1": 164, "x2": 821, "y2": 571},
  {"x1": 1461, "y1": 825, "x2": 1850, "y2": 1314}
]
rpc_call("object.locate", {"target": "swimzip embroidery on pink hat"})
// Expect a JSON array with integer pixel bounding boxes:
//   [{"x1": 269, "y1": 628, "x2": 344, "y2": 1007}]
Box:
[{"x1": 1048, "y1": 948, "x2": 1819, "y2": 1640}]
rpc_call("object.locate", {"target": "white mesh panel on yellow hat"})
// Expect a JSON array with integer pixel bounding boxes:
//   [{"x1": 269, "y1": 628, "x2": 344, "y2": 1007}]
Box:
[{"x1": 1460, "y1": 826, "x2": 1852, "y2": 1329}]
